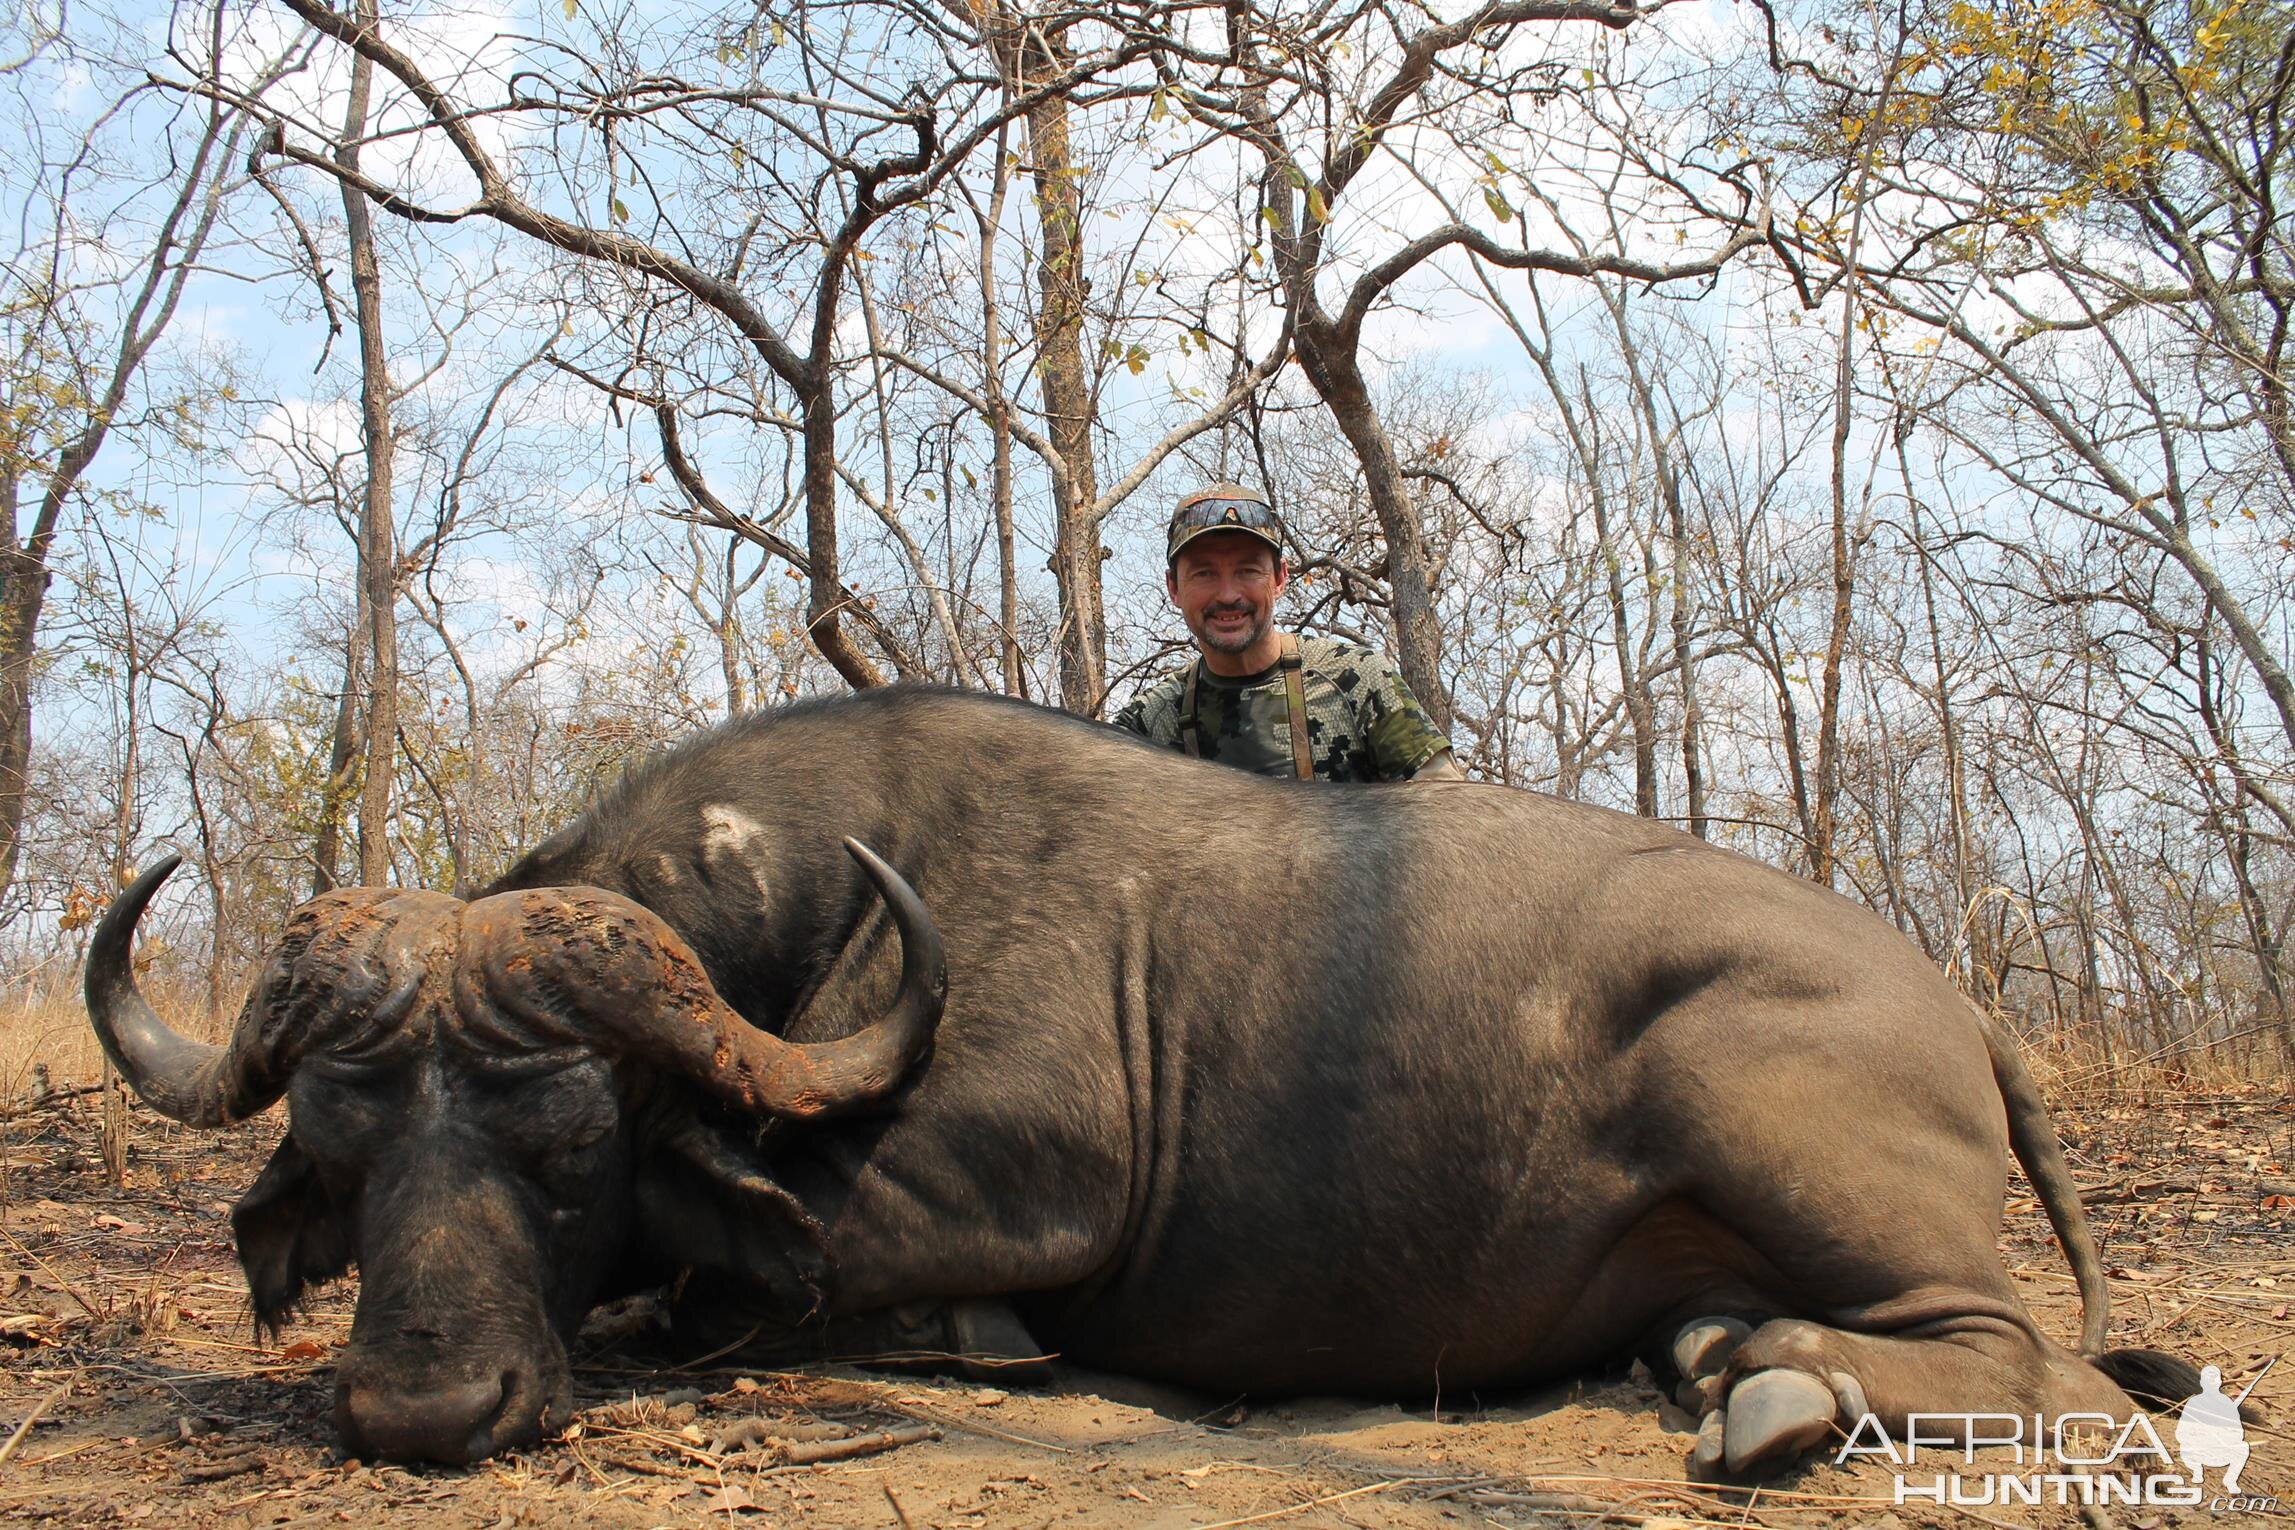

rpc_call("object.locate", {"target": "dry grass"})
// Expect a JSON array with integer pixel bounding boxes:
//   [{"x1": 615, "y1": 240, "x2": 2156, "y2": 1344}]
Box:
[
  {"x1": 0, "y1": 989, "x2": 233, "y2": 1103},
  {"x1": 2012, "y1": 1014, "x2": 2293, "y2": 1102}
]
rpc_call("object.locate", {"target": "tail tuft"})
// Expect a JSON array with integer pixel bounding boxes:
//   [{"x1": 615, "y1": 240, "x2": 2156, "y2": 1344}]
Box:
[
  {"x1": 2096, "y1": 1348, "x2": 2265, "y2": 1423},
  {"x1": 2096, "y1": 1347, "x2": 2200, "y2": 1409}
]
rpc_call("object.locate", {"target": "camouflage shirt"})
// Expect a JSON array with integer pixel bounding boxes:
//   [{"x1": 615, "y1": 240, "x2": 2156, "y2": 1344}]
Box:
[{"x1": 1112, "y1": 635, "x2": 1452, "y2": 783}]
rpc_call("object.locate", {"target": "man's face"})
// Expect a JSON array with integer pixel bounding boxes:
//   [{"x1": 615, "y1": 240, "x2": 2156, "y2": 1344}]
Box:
[{"x1": 1167, "y1": 533, "x2": 1286, "y2": 658}]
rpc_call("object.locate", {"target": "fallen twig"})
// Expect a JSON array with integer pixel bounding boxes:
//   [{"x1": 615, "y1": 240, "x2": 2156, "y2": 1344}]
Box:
[
  {"x1": 180, "y1": 1452, "x2": 266, "y2": 1483},
  {"x1": 1189, "y1": 1478, "x2": 1413, "y2": 1529},
  {"x1": 0, "y1": 1376, "x2": 71, "y2": 1474},
  {"x1": 18, "y1": 1438, "x2": 105, "y2": 1470},
  {"x1": 577, "y1": 1422, "x2": 723, "y2": 1468},
  {"x1": 593, "y1": 1451, "x2": 693, "y2": 1480},
  {"x1": 1461, "y1": 1488, "x2": 1620, "y2": 1513},
  {"x1": 0, "y1": 1228, "x2": 103, "y2": 1322},
  {"x1": 780, "y1": 1421, "x2": 936, "y2": 1464},
  {"x1": 896, "y1": 1403, "x2": 1070, "y2": 1454},
  {"x1": 1513, "y1": 1472, "x2": 1895, "y2": 1507},
  {"x1": 707, "y1": 1416, "x2": 851, "y2": 1455}
]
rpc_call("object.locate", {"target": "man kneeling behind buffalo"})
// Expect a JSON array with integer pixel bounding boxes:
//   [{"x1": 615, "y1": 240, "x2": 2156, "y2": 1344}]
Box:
[{"x1": 1114, "y1": 482, "x2": 1462, "y2": 783}]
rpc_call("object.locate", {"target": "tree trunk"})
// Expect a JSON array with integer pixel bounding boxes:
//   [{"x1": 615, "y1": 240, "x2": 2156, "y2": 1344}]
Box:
[
  {"x1": 974, "y1": 126, "x2": 1024, "y2": 697},
  {"x1": 339, "y1": 12, "x2": 398, "y2": 886},
  {"x1": 1602, "y1": 286, "x2": 1702, "y2": 834},
  {"x1": 1669, "y1": 508, "x2": 1706, "y2": 837},
  {"x1": 310, "y1": 596, "x2": 366, "y2": 895},
  {"x1": 1587, "y1": 466, "x2": 1656, "y2": 818},
  {"x1": 1290, "y1": 323, "x2": 1452, "y2": 734},
  {"x1": 1901, "y1": 443, "x2": 1979, "y2": 993},
  {"x1": 0, "y1": 505, "x2": 50, "y2": 900},
  {"x1": 1758, "y1": 615, "x2": 1815, "y2": 857},
  {"x1": 1813, "y1": 287, "x2": 1859, "y2": 887},
  {"x1": 0, "y1": 79, "x2": 246, "y2": 903},
  {"x1": 1018, "y1": 23, "x2": 1104, "y2": 714},
  {"x1": 799, "y1": 382, "x2": 885, "y2": 690},
  {"x1": 1566, "y1": 373, "x2": 1655, "y2": 816},
  {"x1": 714, "y1": 537, "x2": 748, "y2": 716}
]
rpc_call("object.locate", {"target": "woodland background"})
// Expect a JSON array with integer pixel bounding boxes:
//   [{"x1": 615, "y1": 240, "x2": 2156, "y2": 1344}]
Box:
[{"x1": 2, "y1": 0, "x2": 2289, "y2": 1073}]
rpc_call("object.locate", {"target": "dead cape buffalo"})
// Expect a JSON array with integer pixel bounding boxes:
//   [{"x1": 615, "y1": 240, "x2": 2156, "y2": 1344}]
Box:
[{"x1": 86, "y1": 686, "x2": 2190, "y2": 1471}]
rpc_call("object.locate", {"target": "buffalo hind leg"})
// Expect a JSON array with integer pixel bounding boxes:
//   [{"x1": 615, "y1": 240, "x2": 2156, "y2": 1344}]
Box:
[{"x1": 1691, "y1": 1312, "x2": 2135, "y2": 1478}]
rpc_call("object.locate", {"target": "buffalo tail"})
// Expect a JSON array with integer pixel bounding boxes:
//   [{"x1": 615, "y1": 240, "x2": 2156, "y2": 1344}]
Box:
[{"x1": 1975, "y1": 1011, "x2": 2110, "y2": 1358}]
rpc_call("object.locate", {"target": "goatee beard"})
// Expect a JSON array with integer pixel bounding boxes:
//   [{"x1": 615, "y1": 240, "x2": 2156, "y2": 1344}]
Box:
[{"x1": 1199, "y1": 613, "x2": 1264, "y2": 654}]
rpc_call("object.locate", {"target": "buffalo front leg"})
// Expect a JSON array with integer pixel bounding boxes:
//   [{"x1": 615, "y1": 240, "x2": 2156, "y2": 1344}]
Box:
[
  {"x1": 714, "y1": 1299, "x2": 1051, "y2": 1383},
  {"x1": 1691, "y1": 1309, "x2": 2136, "y2": 1478}
]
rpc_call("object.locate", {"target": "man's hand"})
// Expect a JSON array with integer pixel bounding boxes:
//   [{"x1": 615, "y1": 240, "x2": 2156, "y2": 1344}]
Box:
[{"x1": 1412, "y1": 751, "x2": 1465, "y2": 782}]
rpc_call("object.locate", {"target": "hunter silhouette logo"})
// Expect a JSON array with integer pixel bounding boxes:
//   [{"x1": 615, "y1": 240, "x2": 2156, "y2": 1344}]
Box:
[
  {"x1": 2176, "y1": 1364, "x2": 2255, "y2": 1495},
  {"x1": 1836, "y1": 1355, "x2": 2279, "y2": 1512}
]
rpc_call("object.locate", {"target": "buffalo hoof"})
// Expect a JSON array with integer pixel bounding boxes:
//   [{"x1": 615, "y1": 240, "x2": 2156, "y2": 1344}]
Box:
[
  {"x1": 1678, "y1": 1372, "x2": 1725, "y2": 1415},
  {"x1": 1711, "y1": 1368, "x2": 1841, "y2": 1477},
  {"x1": 1827, "y1": 1369, "x2": 1868, "y2": 1424},
  {"x1": 946, "y1": 1299, "x2": 1052, "y2": 1385},
  {"x1": 1670, "y1": 1316, "x2": 1752, "y2": 1415},
  {"x1": 1690, "y1": 1408, "x2": 1726, "y2": 1477}
]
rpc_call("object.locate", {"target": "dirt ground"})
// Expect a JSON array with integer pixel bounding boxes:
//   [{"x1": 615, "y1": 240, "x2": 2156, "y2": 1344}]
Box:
[{"x1": 2, "y1": 1074, "x2": 2289, "y2": 1529}]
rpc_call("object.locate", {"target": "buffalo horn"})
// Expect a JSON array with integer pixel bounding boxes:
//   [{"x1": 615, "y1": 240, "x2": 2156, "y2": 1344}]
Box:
[
  {"x1": 466, "y1": 839, "x2": 946, "y2": 1119},
  {"x1": 86, "y1": 858, "x2": 412, "y2": 1127},
  {"x1": 83, "y1": 857, "x2": 273, "y2": 1127}
]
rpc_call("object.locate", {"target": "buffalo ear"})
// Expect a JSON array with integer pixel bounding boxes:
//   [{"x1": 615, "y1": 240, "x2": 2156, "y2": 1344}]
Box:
[
  {"x1": 231, "y1": 1132, "x2": 353, "y2": 1336},
  {"x1": 636, "y1": 1121, "x2": 830, "y2": 1322}
]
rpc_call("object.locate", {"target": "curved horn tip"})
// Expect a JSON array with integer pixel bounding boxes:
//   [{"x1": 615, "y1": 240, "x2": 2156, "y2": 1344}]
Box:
[
  {"x1": 124, "y1": 852, "x2": 185, "y2": 900},
  {"x1": 84, "y1": 850, "x2": 239, "y2": 1129},
  {"x1": 89, "y1": 854, "x2": 186, "y2": 985}
]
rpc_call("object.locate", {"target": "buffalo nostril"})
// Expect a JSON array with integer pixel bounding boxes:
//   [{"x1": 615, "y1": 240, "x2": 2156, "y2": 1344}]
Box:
[
  {"x1": 469, "y1": 1370, "x2": 527, "y2": 1461},
  {"x1": 340, "y1": 1373, "x2": 507, "y2": 1465}
]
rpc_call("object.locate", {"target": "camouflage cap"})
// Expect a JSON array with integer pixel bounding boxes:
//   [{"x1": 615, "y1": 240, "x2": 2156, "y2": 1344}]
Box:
[{"x1": 1166, "y1": 483, "x2": 1284, "y2": 565}]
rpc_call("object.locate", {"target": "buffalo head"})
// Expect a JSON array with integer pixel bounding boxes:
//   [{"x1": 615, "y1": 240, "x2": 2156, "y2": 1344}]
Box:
[{"x1": 82, "y1": 843, "x2": 944, "y2": 1464}]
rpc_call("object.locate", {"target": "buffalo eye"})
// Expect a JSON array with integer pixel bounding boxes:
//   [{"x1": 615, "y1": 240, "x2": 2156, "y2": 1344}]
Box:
[
  {"x1": 534, "y1": 1136, "x2": 611, "y2": 1205},
  {"x1": 491, "y1": 1063, "x2": 621, "y2": 1204},
  {"x1": 283, "y1": 1075, "x2": 396, "y2": 1195}
]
